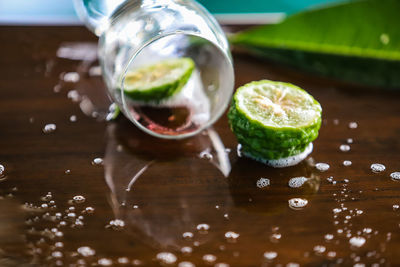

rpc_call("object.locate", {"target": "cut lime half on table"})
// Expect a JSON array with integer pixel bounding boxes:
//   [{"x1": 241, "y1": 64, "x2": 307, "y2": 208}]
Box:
[
  {"x1": 228, "y1": 80, "x2": 322, "y2": 167},
  {"x1": 123, "y1": 57, "x2": 195, "y2": 102}
]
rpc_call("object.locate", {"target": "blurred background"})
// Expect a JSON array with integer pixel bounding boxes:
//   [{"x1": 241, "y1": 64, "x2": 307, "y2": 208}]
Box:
[{"x1": 0, "y1": 0, "x2": 347, "y2": 25}]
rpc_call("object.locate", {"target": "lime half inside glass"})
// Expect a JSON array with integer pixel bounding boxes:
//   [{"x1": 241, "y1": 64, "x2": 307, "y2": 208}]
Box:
[{"x1": 123, "y1": 57, "x2": 195, "y2": 102}]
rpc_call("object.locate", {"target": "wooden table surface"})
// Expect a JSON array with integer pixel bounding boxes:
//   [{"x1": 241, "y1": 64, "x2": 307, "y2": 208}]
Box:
[{"x1": 1, "y1": 26, "x2": 400, "y2": 267}]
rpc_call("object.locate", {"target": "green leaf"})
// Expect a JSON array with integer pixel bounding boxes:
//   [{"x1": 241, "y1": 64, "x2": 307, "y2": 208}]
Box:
[{"x1": 230, "y1": 0, "x2": 400, "y2": 88}]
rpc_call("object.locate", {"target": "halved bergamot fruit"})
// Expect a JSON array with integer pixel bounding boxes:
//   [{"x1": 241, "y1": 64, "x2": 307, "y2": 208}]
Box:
[
  {"x1": 228, "y1": 80, "x2": 322, "y2": 167},
  {"x1": 123, "y1": 57, "x2": 195, "y2": 102}
]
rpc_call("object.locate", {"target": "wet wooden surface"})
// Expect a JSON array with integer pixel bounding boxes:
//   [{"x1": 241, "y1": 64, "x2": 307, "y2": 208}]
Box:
[{"x1": 1, "y1": 26, "x2": 400, "y2": 267}]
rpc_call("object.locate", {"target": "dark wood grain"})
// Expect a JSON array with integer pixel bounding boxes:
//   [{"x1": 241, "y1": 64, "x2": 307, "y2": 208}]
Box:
[{"x1": 1, "y1": 26, "x2": 400, "y2": 267}]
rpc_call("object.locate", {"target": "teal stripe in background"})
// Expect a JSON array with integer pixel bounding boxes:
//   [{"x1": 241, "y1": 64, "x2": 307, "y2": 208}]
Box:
[{"x1": 0, "y1": 0, "x2": 347, "y2": 24}]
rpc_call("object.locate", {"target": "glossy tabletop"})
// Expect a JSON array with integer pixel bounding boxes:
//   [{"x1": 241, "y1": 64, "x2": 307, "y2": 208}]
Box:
[{"x1": 1, "y1": 26, "x2": 400, "y2": 267}]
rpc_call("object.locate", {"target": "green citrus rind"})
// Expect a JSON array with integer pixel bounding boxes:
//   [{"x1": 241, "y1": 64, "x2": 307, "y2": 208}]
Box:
[
  {"x1": 228, "y1": 80, "x2": 322, "y2": 160},
  {"x1": 123, "y1": 57, "x2": 195, "y2": 102}
]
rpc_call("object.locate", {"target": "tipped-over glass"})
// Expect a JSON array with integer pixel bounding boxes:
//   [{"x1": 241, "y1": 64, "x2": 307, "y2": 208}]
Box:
[{"x1": 74, "y1": 0, "x2": 234, "y2": 139}]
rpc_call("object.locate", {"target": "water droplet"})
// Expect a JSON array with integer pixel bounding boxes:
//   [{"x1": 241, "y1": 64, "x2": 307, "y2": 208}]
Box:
[
  {"x1": 132, "y1": 259, "x2": 143, "y2": 266},
  {"x1": 65, "y1": 169, "x2": 71, "y2": 174},
  {"x1": 347, "y1": 138, "x2": 354, "y2": 144},
  {"x1": 92, "y1": 158, "x2": 103, "y2": 166},
  {"x1": 348, "y1": 122, "x2": 358, "y2": 129},
  {"x1": 223, "y1": 213, "x2": 229, "y2": 219},
  {"x1": 98, "y1": 258, "x2": 113, "y2": 266},
  {"x1": 393, "y1": 204, "x2": 399, "y2": 211},
  {"x1": 178, "y1": 261, "x2": 195, "y2": 267},
  {"x1": 256, "y1": 178, "x2": 270, "y2": 188},
  {"x1": 55, "y1": 242, "x2": 63, "y2": 248},
  {"x1": 51, "y1": 251, "x2": 63, "y2": 258},
  {"x1": 67, "y1": 90, "x2": 81, "y2": 102},
  {"x1": 133, "y1": 205, "x2": 139, "y2": 209},
  {"x1": 270, "y1": 233, "x2": 282, "y2": 242},
  {"x1": 236, "y1": 144, "x2": 242, "y2": 157},
  {"x1": 107, "y1": 219, "x2": 125, "y2": 230},
  {"x1": 327, "y1": 251, "x2": 336, "y2": 259},
  {"x1": 313, "y1": 245, "x2": 326, "y2": 254},
  {"x1": 63, "y1": 72, "x2": 80, "y2": 83},
  {"x1": 214, "y1": 263, "x2": 230, "y2": 267},
  {"x1": 180, "y1": 246, "x2": 192, "y2": 255},
  {"x1": 340, "y1": 144, "x2": 351, "y2": 152},
  {"x1": 43, "y1": 123, "x2": 56, "y2": 133},
  {"x1": 202, "y1": 254, "x2": 217, "y2": 264},
  {"x1": 263, "y1": 251, "x2": 277, "y2": 260},
  {"x1": 288, "y1": 177, "x2": 308, "y2": 188},
  {"x1": 354, "y1": 263, "x2": 366, "y2": 267},
  {"x1": 343, "y1": 160, "x2": 352, "y2": 167},
  {"x1": 89, "y1": 65, "x2": 102, "y2": 76},
  {"x1": 324, "y1": 234, "x2": 334, "y2": 241},
  {"x1": 0, "y1": 164, "x2": 4, "y2": 176},
  {"x1": 118, "y1": 257, "x2": 129, "y2": 265},
  {"x1": 371, "y1": 163, "x2": 386, "y2": 173},
  {"x1": 286, "y1": 263, "x2": 300, "y2": 267},
  {"x1": 199, "y1": 149, "x2": 213, "y2": 160},
  {"x1": 363, "y1": 228, "x2": 372, "y2": 234},
  {"x1": 390, "y1": 172, "x2": 400, "y2": 181},
  {"x1": 156, "y1": 252, "x2": 177, "y2": 265},
  {"x1": 356, "y1": 210, "x2": 364, "y2": 215},
  {"x1": 72, "y1": 195, "x2": 86, "y2": 204},
  {"x1": 182, "y1": 232, "x2": 194, "y2": 240},
  {"x1": 77, "y1": 246, "x2": 96, "y2": 257},
  {"x1": 224, "y1": 231, "x2": 240, "y2": 242},
  {"x1": 83, "y1": 206, "x2": 95, "y2": 214},
  {"x1": 349, "y1": 236, "x2": 366, "y2": 248},
  {"x1": 288, "y1": 198, "x2": 308, "y2": 210},
  {"x1": 69, "y1": 115, "x2": 77, "y2": 122},
  {"x1": 196, "y1": 224, "x2": 210, "y2": 233},
  {"x1": 316, "y1": 163, "x2": 330, "y2": 172}
]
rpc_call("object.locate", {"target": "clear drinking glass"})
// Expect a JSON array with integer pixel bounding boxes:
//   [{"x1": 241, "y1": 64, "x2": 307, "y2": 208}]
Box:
[{"x1": 74, "y1": 0, "x2": 235, "y2": 139}]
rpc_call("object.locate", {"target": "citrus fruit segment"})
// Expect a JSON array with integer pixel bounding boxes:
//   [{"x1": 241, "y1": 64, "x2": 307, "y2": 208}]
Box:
[
  {"x1": 228, "y1": 80, "x2": 322, "y2": 163},
  {"x1": 123, "y1": 57, "x2": 195, "y2": 102}
]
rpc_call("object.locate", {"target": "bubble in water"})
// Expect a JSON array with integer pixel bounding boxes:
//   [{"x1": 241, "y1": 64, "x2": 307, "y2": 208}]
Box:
[
  {"x1": 199, "y1": 149, "x2": 213, "y2": 160},
  {"x1": 343, "y1": 160, "x2": 352, "y2": 167},
  {"x1": 349, "y1": 236, "x2": 366, "y2": 248},
  {"x1": 180, "y1": 246, "x2": 192, "y2": 255},
  {"x1": 43, "y1": 123, "x2": 56, "y2": 133},
  {"x1": 325, "y1": 234, "x2": 334, "y2": 241},
  {"x1": 202, "y1": 254, "x2": 217, "y2": 264},
  {"x1": 156, "y1": 252, "x2": 177, "y2": 265},
  {"x1": 84, "y1": 206, "x2": 95, "y2": 214},
  {"x1": 313, "y1": 245, "x2": 326, "y2": 254},
  {"x1": 370, "y1": 163, "x2": 385, "y2": 173},
  {"x1": 224, "y1": 231, "x2": 240, "y2": 242},
  {"x1": 288, "y1": 177, "x2": 308, "y2": 188},
  {"x1": 316, "y1": 163, "x2": 330, "y2": 172},
  {"x1": 65, "y1": 169, "x2": 71, "y2": 174},
  {"x1": 92, "y1": 158, "x2": 104, "y2": 166},
  {"x1": 69, "y1": 115, "x2": 77, "y2": 122},
  {"x1": 347, "y1": 138, "x2": 354, "y2": 144},
  {"x1": 67, "y1": 212, "x2": 76, "y2": 219},
  {"x1": 263, "y1": 251, "x2": 277, "y2": 260},
  {"x1": 390, "y1": 172, "x2": 400, "y2": 181},
  {"x1": 256, "y1": 178, "x2": 270, "y2": 188},
  {"x1": 393, "y1": 204, "x2": 399, "y2": 211},
  {"x1": 178, "y1": 262, "x2": 195, "y2": 267},
  {"x1": 98, "y1": 258, "x2": 113, "y2": 266},
  {"x1": 72, "y1": 195, "x2": 85, "y2": 204},
  {"x1": 356, "y1": 210, "x2": 363, "y2": 215},
  {"x1": 63, "y1": 72, "x2": 80, "y2": 83},
  {"x1": 182, "y1": 232, "x2": 194, "y2": 240},
  {"x1": 77, "y1": 246, "x2": 96, "y2": 257},
  {"x1": 288, "y1": 198, "x2": 308, "y2": 210},
  {"x1": 107, "y1": 219, "x2": 125, "y2": 230},
  {"x1": 196, "y1": 224, "x2": 210, "y2": 233},
  {"x1": 348, "y1": 122, "x2": 358, "y2": 129},
  {"x1": 340, "y1": 144, "x2": 350, "y2": 152}
]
